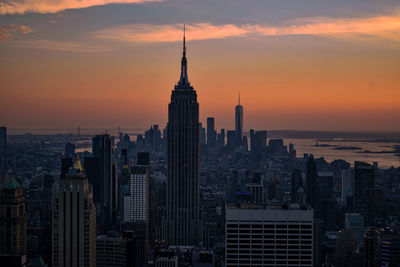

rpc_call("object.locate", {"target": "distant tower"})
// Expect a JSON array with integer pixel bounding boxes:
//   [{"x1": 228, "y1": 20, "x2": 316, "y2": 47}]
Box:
[
  {"x1": 52, "y1": 156, "x2": 96, "y2": 267},
  {"x1": 166, "y1": 25, "x2": 201, "y2": 246},
  {"x1": 207, "y1": 117, "x2": 216, "y2": 148},
  {"x1": 235, "y1": 92, "x2": 243, "y2": 147},
  {"x1": 0, "y1": 178, "x2": 26, "y2": 255}
]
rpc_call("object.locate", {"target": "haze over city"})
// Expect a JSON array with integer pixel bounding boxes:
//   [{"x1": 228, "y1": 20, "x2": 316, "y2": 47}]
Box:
[{"x1": 1, "y1": 0, "x2": 400, "y2": 131}]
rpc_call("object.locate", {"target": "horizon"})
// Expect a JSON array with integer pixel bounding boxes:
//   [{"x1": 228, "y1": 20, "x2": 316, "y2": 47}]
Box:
[{"x1": 1, "y1": 0, "x2": 400, "y2": 131}]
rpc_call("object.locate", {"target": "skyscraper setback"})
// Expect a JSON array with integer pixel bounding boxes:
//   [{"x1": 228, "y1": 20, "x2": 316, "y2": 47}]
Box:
[{"x1": 166, "y1": 27, "x2": 201, "y2": 246}]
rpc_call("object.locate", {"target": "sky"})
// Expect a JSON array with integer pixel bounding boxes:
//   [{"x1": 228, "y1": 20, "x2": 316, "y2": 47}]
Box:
[{"x1": 0, "y1": 0, "x2": 400, "y2": 132}]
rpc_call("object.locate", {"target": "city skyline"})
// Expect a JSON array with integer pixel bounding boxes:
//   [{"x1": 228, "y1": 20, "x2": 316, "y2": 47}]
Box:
[{"x1": 1, "y1": 1, "x2": 400, "y2": 131}]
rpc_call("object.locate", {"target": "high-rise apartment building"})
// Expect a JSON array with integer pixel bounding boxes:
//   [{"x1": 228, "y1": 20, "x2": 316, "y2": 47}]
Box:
[
  {"x1": 226, "y1": 203, "x2": 313, "y2": 267},
  {"x1": 166, "y1": 27, "x2": 201, "y2": 246},
  {"x1": 52, "y1": 157, "x2": 96, "y2": 267}
]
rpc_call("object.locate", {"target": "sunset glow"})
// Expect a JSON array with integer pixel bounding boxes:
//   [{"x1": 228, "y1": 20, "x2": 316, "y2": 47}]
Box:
[{"x1": 1, "y1": 0, "x2": 399, "y2": 131}]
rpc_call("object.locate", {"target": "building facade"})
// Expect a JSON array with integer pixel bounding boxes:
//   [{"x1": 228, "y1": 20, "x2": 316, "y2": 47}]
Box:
[
  {"x1": 0, "y1": 178, "x2": 27, "y2": 255},
  {"x1": 226, "y1": 204, "x2": 313, "y2": 267},
  {"x1": 166, "y1": 28, "x2": 201, "y2": 246},
  {"x1": 52, "y1": 157, "x2": 96, "y2": 267}
]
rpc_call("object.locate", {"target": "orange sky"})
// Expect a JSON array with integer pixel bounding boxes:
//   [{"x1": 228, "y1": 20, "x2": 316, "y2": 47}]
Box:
[{"x1": 0, "y1": 1, "x2": 400, "y2": 131}]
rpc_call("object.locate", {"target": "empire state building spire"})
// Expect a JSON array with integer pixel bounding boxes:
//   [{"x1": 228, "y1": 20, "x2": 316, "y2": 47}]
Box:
[{"x1": 177, "y1": 24, "x2": 191, "y2": 89}]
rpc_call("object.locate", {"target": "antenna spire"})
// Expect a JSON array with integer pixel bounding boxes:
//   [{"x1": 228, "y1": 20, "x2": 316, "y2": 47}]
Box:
[
  {"x1": 239, "y1": 92, "x2": 241, "y2": 105},
  {"x1": 183, "y1": 24, "x2": 186, "y2": 53}
]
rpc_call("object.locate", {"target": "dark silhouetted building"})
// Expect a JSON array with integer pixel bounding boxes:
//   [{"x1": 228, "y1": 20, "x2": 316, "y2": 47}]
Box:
[
  {"x1": 250, "y1": 130, "x2": 267, "y2": 153},
  {"x1": 235, "y1": 94, "x2": 243, "y2": 147},
  {"x1": 0, "y1": 178, "x2": 27, "y2": 255},
  {"x1": 291, "y1": 169, "x2": 304, "y2": 204},
  {"x1": 52, "y1": 156, "x2": 96, "y2": 267},
  {"x1": 92, "y1": 134, "x2": 114, "y2": 230},
  {"x1": 217, "y1": 129, "x2": 225, "y2": 146},
  {"x1": 354, "y1": 161, "x2": 374, "y2": 226},
  {"x1": 226, "y1": 131, "x2": 236, "y2": 150},
  {"x1": 64, "y1": 143, "x2": 75, "y2": 158},
  {"x1": 306, "y1": 155, "x2": 318, "y2": 217},
  {"x1": 166, "y1": 29, "x2": 201, "y2": 246},
  {"x1": 206, "y1": 117, "x2": 216, "y2": 148}
]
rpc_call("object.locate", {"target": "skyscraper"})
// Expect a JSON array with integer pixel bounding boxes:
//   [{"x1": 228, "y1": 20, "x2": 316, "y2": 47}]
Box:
[
  {"x1": 305, "y1": 155, "x2": 318, "y2": 218},
  {"x1": 0, "y1": 178, "x2": 27, "y2": 255},
  {"x1": 52, "y1": 156, "x2": 96, "y2": 267},
  {"x1": 92, "y1": 134, "x2": 113, "y2": 230},
  {"x1": 235, "y1": 93, "x2": 243, "y2": 147},
  {"x1": 128, "y1": 152, "x2": 150, "y2": 266},
  {"x1": 354, "y1": 161, "x2": 374, "y2": 226},
  {"x1": 166, "y1": 27, "x2": 201, "y2": 246},
  {"x1": 206, "y1": 117, "x2": 216, "y2": 148}
]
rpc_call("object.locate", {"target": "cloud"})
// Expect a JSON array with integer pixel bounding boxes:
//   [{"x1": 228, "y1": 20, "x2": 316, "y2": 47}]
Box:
[
  {"x1": 94, "y1": 15, "x2": 400, "y2": 44},
  {"x1": 12, "y1": 39, "x2": 115, "y2": 52},
  {"x1": 0, "y1": 24, "x2": 34, "y2": 41},
  {"x1": 0, "y1": 0, "x2": 161, "y2": 15}
]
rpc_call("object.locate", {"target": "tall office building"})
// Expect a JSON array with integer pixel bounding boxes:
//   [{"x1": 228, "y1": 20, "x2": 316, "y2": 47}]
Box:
[
  {"x1": 0, "y1": 178, "x2": 27, "y2": 255},
  {"x1": 354, "y1": 161, "x2": 374, "y2": 226},
  {"x1": 318, "y1": 172, "x2": 336, "y2": 231},
  {"x1": 250, "y1": 130, "x2": 267, "y2": 153},
  {"x1": 128, "y1": 152, "x2": 150, "y2": 266},
  {"x1": 52, "y1": 156, "x2": 96, "y2": 267},
  {"x1": 166, "y1": 27, "x2": 201, "y2": 246},
  {"x1": 226, "y1": 203, "x2": 313, "y2": 267},
  {"x1": 206, "y1": 117, "x2": 216, "y2": 148},
  {"x1": 92, "y1": 134, "x2": 114, "y2": 230},
  {"x1": 130, "y1": 152, "x2": 149, "y2": 222},
  {"x1": 235, "y1": 93, "x2": 243, "y2": 147},
  {"x1": 226, "y1": 130, "x2": 236, "y2": 150},
  {"x1": 305, "y1": 155, "x2": 318, "y2": 218}
]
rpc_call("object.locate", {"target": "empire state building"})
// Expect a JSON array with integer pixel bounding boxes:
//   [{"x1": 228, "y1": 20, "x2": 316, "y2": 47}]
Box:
[{"x1": 166, "y1": 27, "x2": 201, "y2": 246}]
